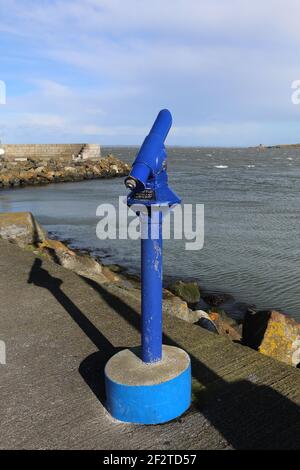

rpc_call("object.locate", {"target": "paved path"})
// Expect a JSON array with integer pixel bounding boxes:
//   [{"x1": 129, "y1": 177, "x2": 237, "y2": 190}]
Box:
[{"x1": 0, "y1": 239, "x2": 299, "y2": 449}]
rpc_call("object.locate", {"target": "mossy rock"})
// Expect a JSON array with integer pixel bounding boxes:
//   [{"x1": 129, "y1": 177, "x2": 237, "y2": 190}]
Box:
[{"x1": 169, "y1": 280, "x2": 200, "y2": 305}]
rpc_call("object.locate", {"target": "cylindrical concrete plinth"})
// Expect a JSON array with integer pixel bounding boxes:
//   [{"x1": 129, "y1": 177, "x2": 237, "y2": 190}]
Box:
[{"x1": 104, "y1": 345, "x2": 191, "y2": 424}]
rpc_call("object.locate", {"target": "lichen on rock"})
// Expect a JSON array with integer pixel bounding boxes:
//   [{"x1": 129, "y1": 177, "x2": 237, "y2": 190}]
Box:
[
  {"x1": 168, "y1": 280, "x2": 200, "y2": 305},
  {"x1": 243, "y1": 309, "x2": 300, "y2": 367}
]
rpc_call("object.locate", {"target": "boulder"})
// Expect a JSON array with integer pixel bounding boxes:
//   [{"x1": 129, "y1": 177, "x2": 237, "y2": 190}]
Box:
[
  {"x1": 194, "y1": 309, "x2": 241, "y2": 340},
  {"x1": 0, "y1": 212, "x2": 46, "y2": 246},
  {"x1": 40, "y1": 239, "x2": 107, "y2": 282},
  {"x1": 168, "y1": 280, "x2": 200, "y2": 305},
  {"x1": 194, "y1": 310, "x2": 219, "y2": 333},
  {"x1": 221, "y1": 301, "x2": 255, "y2": 323},
  {"x1": 200, "y1": 291, "x2": 254, "y2": 324},
  {"x1": 40, "y1": 238, "x2": 69, "y2": 253},
  {"x1": 34, "y1": 166, "x2": 45, "y2": 174},
  {"x1": 208, "y1": 307, "x2": 240, "y2": 329},
  {"x1": 193, "y1": 297, "x2": 211, "y2": 311},
  {"x1": 208, "y1": 311, "x2": 242, "y2": 341},
  {"x1": 163, "y1": 291, "x2": 200, "y2": 323},
  {"x1": 64, "y1": 166, "x2": 76, "y2": 173},
  {"x1": 105, "y1": 264, "x2": 126, "y2": 274},
  {"x1": 202, "y1": 292, "x2": 234, "y2": 307},
  {"x1": 242, "y1": 310, "x2": 300, "y2": 367},
  {"x1": 102, "y1": 266, "x2": 120, "y2": 282},
  {"x1": 109, "y1": 164, "x2": 119, "y2": 173},
  {"x1": 242, "y1": 309, "x2": 271, "y2": 350}
]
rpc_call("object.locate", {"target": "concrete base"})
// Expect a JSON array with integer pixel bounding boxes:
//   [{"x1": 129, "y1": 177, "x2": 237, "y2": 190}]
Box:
[{"x1": 104, "y1": 345, "x2": 191, "y2": 424}]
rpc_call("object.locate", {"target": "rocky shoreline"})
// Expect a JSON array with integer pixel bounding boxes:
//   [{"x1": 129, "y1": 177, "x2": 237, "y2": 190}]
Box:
[
  {"x1": 0, "y1": 154, "x2": 130, "y2": 189},
  {"x1": 0, "y1": 211, "x2": 299, "y2": 369}
]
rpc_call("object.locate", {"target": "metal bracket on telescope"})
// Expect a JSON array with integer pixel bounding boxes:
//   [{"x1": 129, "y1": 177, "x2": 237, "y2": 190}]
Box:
[{"x1": 104, "y1": 109, "x2": 191, "y2": 424}]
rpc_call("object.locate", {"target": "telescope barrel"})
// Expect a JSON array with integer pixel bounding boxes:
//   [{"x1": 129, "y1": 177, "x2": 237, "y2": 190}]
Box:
[
  {"x1": 125, "y1": 109, "x2": 172, "y2": 190},
  {"x1": 148, "y1": 109, "x2": 172, "y2": 142}
]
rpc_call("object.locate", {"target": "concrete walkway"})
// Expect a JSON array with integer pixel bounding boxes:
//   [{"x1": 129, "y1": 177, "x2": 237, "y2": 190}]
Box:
[{"x1": 0, "y1": 239, "x2": 299, "y2": 450}]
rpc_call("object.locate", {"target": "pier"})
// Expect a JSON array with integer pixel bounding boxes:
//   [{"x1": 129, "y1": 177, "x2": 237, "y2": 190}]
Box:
[{"x1": 0, "y1": 238, "x2": 299, "y2": 449}]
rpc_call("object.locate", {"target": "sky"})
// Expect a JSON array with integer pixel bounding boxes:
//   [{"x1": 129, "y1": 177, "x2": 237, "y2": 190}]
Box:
[{"x1": 1, "y1": 0, "x2": 300, "y2": 146}]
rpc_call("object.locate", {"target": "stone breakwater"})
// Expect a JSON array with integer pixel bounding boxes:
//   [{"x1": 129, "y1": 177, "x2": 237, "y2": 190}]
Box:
[
  {"x1": 1, "y1": 143, "x2": 101, "y2": 162},
  {"x1": 0, "y1": 211, "x2": 299, "y2": 369},
  {"x1": 0, "y1": 154, "x2": 130, "y2": 189}
]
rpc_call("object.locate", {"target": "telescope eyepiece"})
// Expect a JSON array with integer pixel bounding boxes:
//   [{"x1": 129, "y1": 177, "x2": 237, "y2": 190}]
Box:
[{"x1": 125, "y1": 176, "x2": 137, "y2": 190}]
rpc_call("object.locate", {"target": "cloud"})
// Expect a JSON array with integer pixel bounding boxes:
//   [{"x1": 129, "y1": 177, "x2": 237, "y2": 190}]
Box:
[
  {"x1": 1, "y1": 0, "x2": 300, "y2": 144},
  {"x1": 81, "y1": 125, "x2": 148, "y2": 136}
]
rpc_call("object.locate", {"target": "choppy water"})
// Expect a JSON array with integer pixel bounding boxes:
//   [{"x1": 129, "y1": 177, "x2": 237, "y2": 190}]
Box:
[{"x1": 1, "y1": 146, "x2": 300, "y2": 320}]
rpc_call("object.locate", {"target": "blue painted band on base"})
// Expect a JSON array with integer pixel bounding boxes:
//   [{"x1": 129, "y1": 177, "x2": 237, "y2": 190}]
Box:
[{"x1": 105, "y1": 363, "x2": 191, "y2": 425}]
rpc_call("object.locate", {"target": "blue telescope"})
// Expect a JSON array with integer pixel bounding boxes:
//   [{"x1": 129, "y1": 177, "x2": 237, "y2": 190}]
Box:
[
  {"x1": 125, "y1": 109, "x2": 180, "y2": 362},
  {"x1": 125, "y1": 109, "x2": 180, "y2": 207},
  {"x1": 104, "y1": 110, "x2": 191, "y2": 424}
]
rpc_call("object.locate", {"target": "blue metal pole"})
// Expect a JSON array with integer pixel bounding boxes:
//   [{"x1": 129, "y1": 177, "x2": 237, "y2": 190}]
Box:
[{"x1": 141, "y1": 209, "x2": 163, "y2": 363}]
